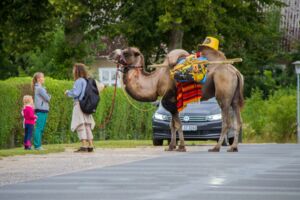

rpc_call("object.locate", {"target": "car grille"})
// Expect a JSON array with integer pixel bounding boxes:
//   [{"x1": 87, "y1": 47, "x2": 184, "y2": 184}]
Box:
[{"x1": 167, "y1": 115, "x2": 207, "y2": 122}]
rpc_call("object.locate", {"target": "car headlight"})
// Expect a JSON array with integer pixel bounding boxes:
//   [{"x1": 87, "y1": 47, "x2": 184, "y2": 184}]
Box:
[
  {"x1": 154, "y1": 113, "x2": 168, "y2": 121},
  {"x1": 206, "y1": 113, "x2": 222, "y2": 121}
]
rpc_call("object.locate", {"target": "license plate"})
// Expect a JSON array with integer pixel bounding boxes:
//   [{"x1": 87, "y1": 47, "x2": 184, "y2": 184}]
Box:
[{"x1": 182, "y1": 125, "x2": 197, "y2": 131}]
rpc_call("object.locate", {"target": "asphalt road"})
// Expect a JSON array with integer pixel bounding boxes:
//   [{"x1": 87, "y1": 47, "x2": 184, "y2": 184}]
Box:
[{"x1": 0, "y1": 144, "x2": 300, "y2": 200}]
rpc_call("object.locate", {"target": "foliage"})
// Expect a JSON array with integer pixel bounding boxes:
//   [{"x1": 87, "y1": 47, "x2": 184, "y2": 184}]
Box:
[
  {"x1": 24, "y1": 27, "x2": 95, "y2": 79},
  {"x1": 106, "y1": 0, "x2": 290, "y2": 97},
  {"x1": 218, "y1": 4, "x2": 285, "y2": 97},
  {"x1": 0, "y1": 77, "x2": 75, "y2": 148},
  {"x1": 242, "y1": 89, "x2": 267, "y2": 137},
  {"x1": 0, "y1": 77, "x2": 156, "y2": 149},
  {"x1": 0, "y1": 77, "x2": 297, "y2": 149},
  {"x1": 0, "y1": 0, "x2": 298, "y2": 98},
  {"x1": 0, "y1": 0, "x2": 57, "y2": 53},
  {"x1": 242, "y1": 87, "x2": 296, "y2": 143},
  {"x1": 0, "y1": 0, "x2": 57, "y2": 79},
  {"x1": 0, "y1": 0, "x2": 112, "y2": 80},
  {"x1": 94, "y1": 87, "x2": 155, "y2": 140}
]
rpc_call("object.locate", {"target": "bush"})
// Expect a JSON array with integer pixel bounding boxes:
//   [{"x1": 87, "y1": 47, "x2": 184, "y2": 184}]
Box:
[
  {"x1": 265, "y1": 89, "x2": 296, "y2": 142},
  {"x1": 242, "y1": 88, "x2": 296, "y2": 143},
  {"x1": 0, "y1": 77, "x2": 156, "y2": 149}
]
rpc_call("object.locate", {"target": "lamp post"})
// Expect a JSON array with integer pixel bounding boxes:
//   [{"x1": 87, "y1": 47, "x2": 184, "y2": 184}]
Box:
[{"x1": 293, "y1": 61, "x2": 300, "y2": 144}]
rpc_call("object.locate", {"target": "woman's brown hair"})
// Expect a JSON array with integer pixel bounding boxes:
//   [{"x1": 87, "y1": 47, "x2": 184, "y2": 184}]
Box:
[
  {"x1": 32, "y1": 72, "x2": 44, "y2": 93},
  {"x1": 73, "y1": 63, "x2": 88, "y2": 80}
]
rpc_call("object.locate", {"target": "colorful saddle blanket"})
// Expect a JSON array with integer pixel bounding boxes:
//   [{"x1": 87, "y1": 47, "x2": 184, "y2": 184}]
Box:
[
  {"x1": 176, "y1": 82, "x2": 202, "y2": 112},
  {"x1": 173, "y1": 53, "x2": 207, "y2": 112}
]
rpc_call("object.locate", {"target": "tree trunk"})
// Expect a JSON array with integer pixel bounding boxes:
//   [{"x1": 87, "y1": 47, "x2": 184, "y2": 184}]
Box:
[
  {"x1": 64, "y1": 16, "x2": 84, "y2": 48},
  {"x1": 168, "y1": 29, "x2": 184, "y2": 52}
]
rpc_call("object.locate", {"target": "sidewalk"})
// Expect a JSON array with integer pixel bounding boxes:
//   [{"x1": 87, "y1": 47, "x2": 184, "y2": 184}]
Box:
[
  {"x1": 0, "y1": 147, "x2": 159, "y2": 186},
  {"x1": 0, "y1": 146, "x2": 211, "y2": 186}
]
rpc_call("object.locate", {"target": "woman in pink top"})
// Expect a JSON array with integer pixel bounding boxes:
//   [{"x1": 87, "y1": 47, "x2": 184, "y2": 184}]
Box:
[{"x1": 21, "y1": 95, "x2": 37, "y2": 150}]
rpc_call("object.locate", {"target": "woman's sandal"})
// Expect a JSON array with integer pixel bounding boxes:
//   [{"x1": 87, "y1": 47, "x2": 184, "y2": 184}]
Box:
[
  {"x1": 87, "y1": 147, "x2": 94, "y2": 152},
  {"x1": 74, "y1": 147, "x2": 88, "y2": 153}
]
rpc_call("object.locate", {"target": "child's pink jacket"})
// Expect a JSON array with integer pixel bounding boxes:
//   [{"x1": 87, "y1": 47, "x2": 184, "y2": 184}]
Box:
[{"x1": 22, "y1": 105, "x2": 37, "y2": 125}]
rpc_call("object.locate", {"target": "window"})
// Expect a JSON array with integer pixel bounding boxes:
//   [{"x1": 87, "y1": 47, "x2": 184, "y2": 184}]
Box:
[{"x1": 98, "y1": 68, "x2": 121, "y2": 87}]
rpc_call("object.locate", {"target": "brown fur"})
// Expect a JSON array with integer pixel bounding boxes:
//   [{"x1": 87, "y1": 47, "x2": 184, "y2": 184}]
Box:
[{"x1": 109, "y1": 47, "x2": 244, "y2": 152}]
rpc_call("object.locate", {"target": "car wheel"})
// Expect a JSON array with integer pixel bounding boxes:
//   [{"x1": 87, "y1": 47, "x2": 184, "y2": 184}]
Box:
[
  {"x1": 153, "y1": 139, "x2": 163, "y2": 146},
  {"x1": 228, "y1": 137, "x2": 234, "y2": 145}
]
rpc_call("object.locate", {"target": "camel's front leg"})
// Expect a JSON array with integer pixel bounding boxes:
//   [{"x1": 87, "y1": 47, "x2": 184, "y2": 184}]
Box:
[
  {"x1": 173, "y1": 114, "x2": 186, "y2": 152},
  {"x1": 165, "y1": 116, "x2": 177, "y2": 151}
]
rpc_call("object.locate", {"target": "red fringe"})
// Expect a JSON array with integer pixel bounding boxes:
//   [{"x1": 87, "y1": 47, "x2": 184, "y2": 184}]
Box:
[{"x1": 176, "y1": 82, "x2": 202, "y2": 112}]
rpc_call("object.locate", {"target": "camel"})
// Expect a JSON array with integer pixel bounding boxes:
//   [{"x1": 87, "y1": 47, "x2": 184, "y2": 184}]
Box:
[{"x1": 109, "y1": 47, "x2": 244, "y2": 152}]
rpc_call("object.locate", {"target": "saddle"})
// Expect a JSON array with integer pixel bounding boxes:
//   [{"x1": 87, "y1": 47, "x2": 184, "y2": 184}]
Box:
[{"x1": 171, "y1": 53, "x2": 207, "y2": 84}]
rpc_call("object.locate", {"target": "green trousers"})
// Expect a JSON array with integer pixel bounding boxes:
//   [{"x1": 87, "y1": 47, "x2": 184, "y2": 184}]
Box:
[{"x1": 34, "y1": 112, "x2": 48, "y2": 149}]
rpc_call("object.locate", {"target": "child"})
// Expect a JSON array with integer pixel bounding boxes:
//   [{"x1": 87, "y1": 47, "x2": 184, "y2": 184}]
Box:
[
  {"x1": 32, "y1": 72, "x2": 51, "y2": 150},
  {"x1": 22, "y1": 95, "x2": 37, "y2": 150}
]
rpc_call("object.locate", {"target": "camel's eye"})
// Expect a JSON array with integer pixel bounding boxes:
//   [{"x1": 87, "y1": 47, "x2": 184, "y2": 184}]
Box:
[{"x1": 123, "y1": 52, "x2": 130, "y2": 57}]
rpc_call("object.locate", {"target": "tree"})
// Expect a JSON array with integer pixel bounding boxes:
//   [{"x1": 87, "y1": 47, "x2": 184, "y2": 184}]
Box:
[
  {"x1": 0, "y1": 0, "x2": 290, "y2": 97},
  {"x1": 25, "y1": 26, "x2": 105, "y2": 79},
  {"x1": 108, "y1": 0, "x2": 285, "y2": 96},
  {"x1": 0, "y1": 0, "x2": 57, "y2": 79}
]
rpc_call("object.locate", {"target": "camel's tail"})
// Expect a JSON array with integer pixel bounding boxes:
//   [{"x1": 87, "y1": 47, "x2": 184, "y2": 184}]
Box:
[{"x1": 236, "y1": 70, "x2": 244, "y2": 108}]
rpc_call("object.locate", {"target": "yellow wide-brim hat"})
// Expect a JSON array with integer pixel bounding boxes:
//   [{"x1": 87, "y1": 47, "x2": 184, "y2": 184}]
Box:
[{"x1": 198, "y1": 36, "x2": 219, "y2": 51}]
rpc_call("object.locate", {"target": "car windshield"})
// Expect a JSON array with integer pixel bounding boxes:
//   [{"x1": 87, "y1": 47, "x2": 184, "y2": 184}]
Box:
[
  {"x1": 156, "y1": 97, "x2": 219, "y2": 114},
  {"x1": 200, "y1": 98, "x2": 217, "y2": 104},
  {"x1": 186, "y1": 98, "x2": 217, "y2": 106}
]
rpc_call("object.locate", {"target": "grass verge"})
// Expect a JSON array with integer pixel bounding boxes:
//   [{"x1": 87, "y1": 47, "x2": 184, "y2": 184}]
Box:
[
  {"x1": 0, "y1": 145, "x2": 65, "y2": 158},
  {"x1": 0, "y1": 140, "x2": 216, "y2": 158}
]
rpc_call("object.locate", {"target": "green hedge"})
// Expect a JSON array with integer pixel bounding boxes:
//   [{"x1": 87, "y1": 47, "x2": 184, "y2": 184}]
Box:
[
  {"x1": 1, "y1": 77, "x2": 296, "y2": 149},
  {"x1": 242, "y1": 88, "x2": 297, "y2": 143},
  {"x1": 0, "y1": 77, "x2": 155, "y2": 149}
]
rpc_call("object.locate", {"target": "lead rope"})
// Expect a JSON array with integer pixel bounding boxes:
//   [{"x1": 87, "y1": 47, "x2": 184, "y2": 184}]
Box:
[
  {"x1": 99, "y1": 64, "x2": 119, "y2": 129},
  {"x1": 120, "y1": 69, "x2": 169, "y2": 112},
  {"x1": 99, "y1": 65, "x2": 169, "y2": 129},
  {"x1": 120, "y1": 80, "x2": 158, "y2": 112}
]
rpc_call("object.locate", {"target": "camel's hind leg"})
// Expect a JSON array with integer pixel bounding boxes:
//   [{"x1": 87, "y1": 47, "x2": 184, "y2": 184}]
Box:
[
  {"x1": 208, "y1": 102, "x2": 231, "y2": 152},
  {"x1": 227, "y1": 104, "x2": 242, "y2": 152}
]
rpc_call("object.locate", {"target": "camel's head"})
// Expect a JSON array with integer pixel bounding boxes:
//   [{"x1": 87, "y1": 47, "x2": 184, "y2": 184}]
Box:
[{"x1": 109, "y1": 47, "x2": 144, "y2": 68}]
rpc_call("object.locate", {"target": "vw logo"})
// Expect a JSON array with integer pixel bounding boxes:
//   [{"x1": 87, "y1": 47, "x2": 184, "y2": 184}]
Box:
[{"x1": 183, "y1": 116, "x2": 190, "y2": 122}]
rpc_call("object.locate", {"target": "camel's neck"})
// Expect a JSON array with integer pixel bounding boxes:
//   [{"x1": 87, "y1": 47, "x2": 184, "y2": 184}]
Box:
[{"x1": 122, "y1": 67, "x2": 171, "y2": 102}]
